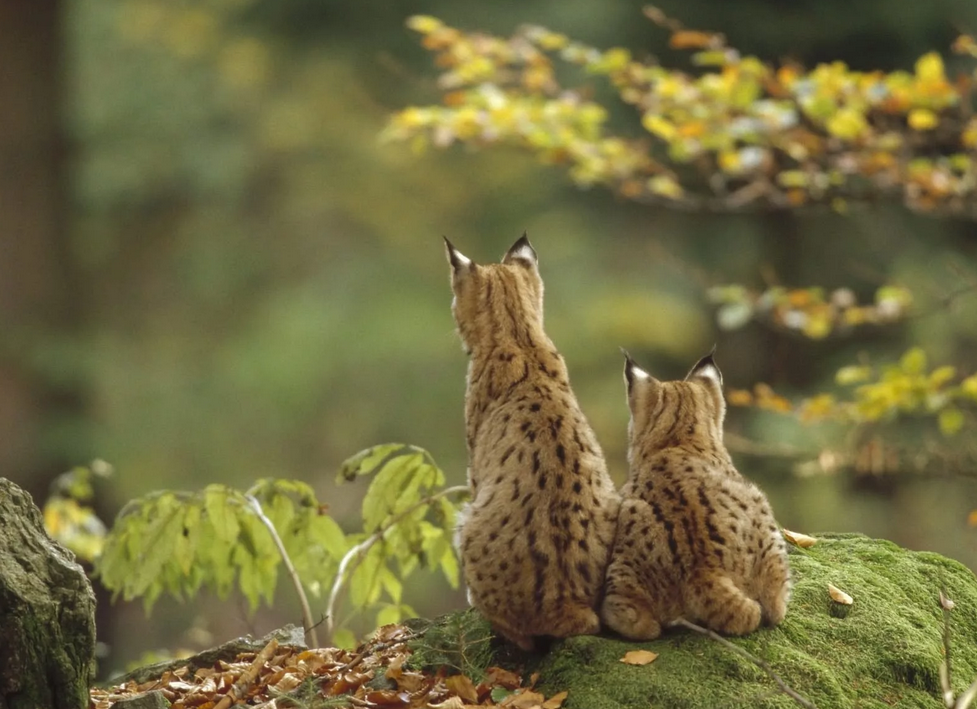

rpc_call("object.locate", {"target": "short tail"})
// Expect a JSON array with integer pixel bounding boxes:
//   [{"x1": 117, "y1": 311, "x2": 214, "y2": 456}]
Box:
[{"x1": 683, "y1": 568, "x2": 761, "y2": 636}]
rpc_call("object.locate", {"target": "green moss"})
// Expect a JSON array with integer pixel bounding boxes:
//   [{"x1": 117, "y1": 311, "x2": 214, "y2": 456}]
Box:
[{"x1": 426, "y1": 534, "x2": 977, "y2": 709}]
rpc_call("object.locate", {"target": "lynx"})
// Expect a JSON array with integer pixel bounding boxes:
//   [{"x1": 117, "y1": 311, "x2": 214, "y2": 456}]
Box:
[
  {"x1": 601, "y1": 351, "x2": 790, "y2": 640},
  {"x1": 445, "y1": 234, "x2": 620, "y2": 651}
]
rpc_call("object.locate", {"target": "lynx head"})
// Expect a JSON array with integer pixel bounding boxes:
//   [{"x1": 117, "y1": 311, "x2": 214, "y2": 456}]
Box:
[
  {"x1": 623, "y1": 349, "x2": 726, "y2": 455},
  {"x1": 444, "y1": 234, "x2": 543, "y2": 354}
]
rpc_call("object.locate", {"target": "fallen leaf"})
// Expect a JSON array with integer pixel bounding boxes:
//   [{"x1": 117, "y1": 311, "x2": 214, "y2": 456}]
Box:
[
  {"x1": 542, "y1": 690, "x2": 569, "y2": 709},
  {"x1": 501, "y1": 689, "x2": 546, "y2": 708},
  {"x1": 427, "y1": 697, "x2": 465, "y2": 709},
  {"x1": 782, "y1": 529, "x2": 817, "y2": 548},
  {"x1": 620, "y1": 650, "x2": 659, "y2": 665},
  {"x1": 827, "y1": 583, "x2": 854, "y2": 605},
  {"x1": 445, "y1": 675, "x2": 479, "y2": 704},
  {"x1": 940, "y1": 590, "x2": 955, "y2": 611},
  {"x1": 483, "y1": 666, "x2": 522, "y2": 690}
]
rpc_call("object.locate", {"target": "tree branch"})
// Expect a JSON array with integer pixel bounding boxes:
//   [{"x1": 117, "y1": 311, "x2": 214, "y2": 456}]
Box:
[
  {"x1": 672, "y1": 618, "x2": 817, "y2": 709},
  {"x1": 245, "y1": 494, "x2": 319, "y2": 648},
  {"x1": 324, "y1": 484, "x2": 469, "y2": 644}
]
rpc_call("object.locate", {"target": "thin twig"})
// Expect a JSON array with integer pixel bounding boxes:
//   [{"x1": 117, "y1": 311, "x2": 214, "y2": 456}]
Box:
[
  {"x1": 942, "y1": 587, "x2": 955, "y2": 708},
  {"x1": 324, "y1": 485, "x2": 469, "y2": 643},
  {"x1": 245, "y1": 495, "x2": 319, "y2": 648},
  {"x1": 672, "y1": 618, "x2": 817, "y2": 709}
]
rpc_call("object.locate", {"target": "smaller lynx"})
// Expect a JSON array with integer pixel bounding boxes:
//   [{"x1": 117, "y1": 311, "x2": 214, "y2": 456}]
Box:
[
  {"x1": 445, "y1": 235, "x2": 620, "y2": 651},
  {"x1": 601, "y1": 351, "x2": 790, "y2": 640}
]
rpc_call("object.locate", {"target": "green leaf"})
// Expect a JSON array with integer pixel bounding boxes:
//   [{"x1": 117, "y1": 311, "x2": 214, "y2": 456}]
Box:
[
  {"x1": 310, "y1": 515, "x2": 348, "y2": 561},
  {"x1": 204, "y1": 485, "x2": 240, "y2": 543},
  {"x1": 348, "y1": 543, "x2": 385, "y2": 609},
  {"x1": 939, "y1": 407, "x2": 965, "y2": 436},
  {"x1": 440, "y1": 544, "x2": 460, "y2": 589},
  {"x1": 332, "y1": 628, "x2": 357, "y2": 650},
  {"x1": 491, "y1": 687, "x2": 514, "y2": 703},
  {"x1": 376, "y1": 604, "x2": 402, "y2": 628},
  {"x1": 379, "y1": 566, "x2": 403, "y2": 604}
]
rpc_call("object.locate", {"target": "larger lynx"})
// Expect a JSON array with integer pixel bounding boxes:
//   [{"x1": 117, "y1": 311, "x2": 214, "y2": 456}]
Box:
[
  {"x1": 445, "y1": 234, "x2": 620, "y2": 651},
  {"x1": 601, "y1": 351, "x2": 790, "y2": 640}
]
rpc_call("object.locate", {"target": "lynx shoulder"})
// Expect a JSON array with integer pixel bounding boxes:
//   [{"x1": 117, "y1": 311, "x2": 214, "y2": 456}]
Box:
[
  {"x1": 445, "y1": 234, "x2": 620, "y2": 650},
  {"x1": 601, "y1": 351, "x2": 790, "y2": 640}
]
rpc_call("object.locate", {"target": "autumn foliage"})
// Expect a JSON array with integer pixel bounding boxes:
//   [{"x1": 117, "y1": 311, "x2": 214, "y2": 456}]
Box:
[{"x1": 385, "y1": 10, "x2": 977, "y2": 216}]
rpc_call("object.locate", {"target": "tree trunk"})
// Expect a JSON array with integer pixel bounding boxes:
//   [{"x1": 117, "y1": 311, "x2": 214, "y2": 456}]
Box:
[{"x1": 0, "y1": 0, "x2": 85, "y2": 499}]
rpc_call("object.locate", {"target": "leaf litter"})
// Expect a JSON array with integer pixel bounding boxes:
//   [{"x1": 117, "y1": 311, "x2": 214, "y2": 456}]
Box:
[{"x1": 89, "y1": 624, "x2": 569, "y2": 709}]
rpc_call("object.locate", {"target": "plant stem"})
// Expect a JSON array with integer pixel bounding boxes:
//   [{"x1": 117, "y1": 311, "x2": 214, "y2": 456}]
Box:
[
  {"x1": 246, "y1": 494, "x2": 319, "y2": 648},
  {"x1": 672, "y1": 618, "x2": 817, "y2": 709},
  {"x1": 325, "y1": 485, "x2": 469, "y2": 643}
]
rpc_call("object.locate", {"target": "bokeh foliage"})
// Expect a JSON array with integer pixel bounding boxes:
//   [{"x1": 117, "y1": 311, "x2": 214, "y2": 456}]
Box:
[{"x1": 38, "y1": 0, "x2": 977, "y2": 671}]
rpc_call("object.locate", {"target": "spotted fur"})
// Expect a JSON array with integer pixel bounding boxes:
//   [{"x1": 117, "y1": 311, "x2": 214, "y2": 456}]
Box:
[
  {"x1": 601, "y1": 351, "x2": 791, "y2": 640},
  {"x1": 445, "y1": 234, "x2": 620, "y2": 650}
]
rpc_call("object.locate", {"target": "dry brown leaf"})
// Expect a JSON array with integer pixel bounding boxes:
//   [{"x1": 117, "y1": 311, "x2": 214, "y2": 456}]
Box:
[
  {"x1": 827, "y1": 583, "x2": 854, "y2": 605},
  {"x1": 541, "y1": 690, "x2": 569, "y2": 709},
  {"x1": 620, "y1": 650, "x2": 659, "y2": 666},
  {"x1": 782, "y1": 529, "x2": 817, "y2": 548},
  {"x1": 483, "y1": 666, "x2": 523, "y2": 690},
  {"x1": 501, "y1": 689, "x2": 546, "y2": 708},
  {"x1": 427, "y1": 697, "x2": 466, "y2": 709},
  {"x1": 445, "y1": 674, "x2": 479, "y2": 704}
]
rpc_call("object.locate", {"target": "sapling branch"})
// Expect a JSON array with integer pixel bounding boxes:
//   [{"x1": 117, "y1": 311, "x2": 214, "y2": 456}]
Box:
[
  {"x1": 672, "y1": 618, "x2": 817, "y2": 709},
  {"x1": 324, "y1": 485, "x2": 469, "y2": 643},
  {"x1": 245, "y1": 494, "x2": 319, "y2": 648}
]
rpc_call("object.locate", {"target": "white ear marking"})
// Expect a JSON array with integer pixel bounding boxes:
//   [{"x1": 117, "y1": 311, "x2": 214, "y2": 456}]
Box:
[
  {"x1": 696, "y1": 363, "x2": 721, "y2": 385},
  {"x1": 453, "y1": 250, "x2": 472, "y2": 268},
  {"x1": 630, "y1": 365, "x2": 650, "y2": 380},
  {"x1": 508, "y1": 243, "x2": 536, "y2": 264}
]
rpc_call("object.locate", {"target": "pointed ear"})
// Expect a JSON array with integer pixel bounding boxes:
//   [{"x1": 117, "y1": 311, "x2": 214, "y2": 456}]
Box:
[
  {"x1": 502, "y1": 232, "x2": 537, "y2": 267},
  {"x1": 686, "y1": 349, "x2": 723, "y2": 387},
  {"x1": 623, "y1": 349, "x2": 652, "y2": 393},
  {"x1": 444, "y1": 236, "x2": 473, "y2": 273}
]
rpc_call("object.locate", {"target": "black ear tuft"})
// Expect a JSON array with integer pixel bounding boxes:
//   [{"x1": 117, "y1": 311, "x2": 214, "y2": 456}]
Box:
[
  {"x1": 687, "y1": 350, "x2": 722, "y2": 386},
  {"x1": 503, "y1": 232, "x2": 538, "y2": 266},
  {"x1": 444, "y1": 236, "x2": 473, "y2": 271}
]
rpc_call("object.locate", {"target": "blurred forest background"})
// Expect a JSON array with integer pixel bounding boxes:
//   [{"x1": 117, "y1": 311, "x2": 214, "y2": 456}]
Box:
[{"x1": 4, "y1": 0, "x2": 977, "y2": 675}]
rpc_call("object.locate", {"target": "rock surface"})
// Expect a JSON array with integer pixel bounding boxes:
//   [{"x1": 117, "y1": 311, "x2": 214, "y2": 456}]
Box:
[
  {"x1": 410, "y1": 533, "x2": 977, "y2": 709},
  {"x1": 0, "y1": 478, "x2": 97, "y2": 709}
]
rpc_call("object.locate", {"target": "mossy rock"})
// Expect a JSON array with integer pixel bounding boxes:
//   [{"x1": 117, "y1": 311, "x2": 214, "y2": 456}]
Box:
[{"x1": 411, "y1": 533, "x2": 977, "y2": 708}]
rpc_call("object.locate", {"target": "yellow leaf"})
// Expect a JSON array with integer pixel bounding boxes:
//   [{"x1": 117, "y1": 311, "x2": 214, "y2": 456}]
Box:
[
  {"x1": 782, "y1": 529, "x2": 818, "y2": 548},
  {"x1": 642, "y1": 114, "x2": 677, "y2": 141},
  {"x1": 445, "y1": 674, "x2": 478, "y2": 704},
  {"x1": 967, "y1": 509, "x2": 977, "y2": 527},
  {"x1": 827, "y1": 583, "x2": 854, "y2": 605},
  {"x1": 542, "y1": 691, "x2": 569, "y2": 709},
  {"x1": 836, "y1": 365, "x2": 872, "y2": 386},
  {"x1": 930, "y1": 365, "x2": 956, "y2": 387},
  {"x1": 908, "y1": 108, "x2": 938, "y2": 131},
  {"x1": 938, "y1": 407, "x2": 964, "y2": 436},
  {"x1": 647, "y1": 174, "x2": 684, "y2": 199},
  {"x1": 669, "y1": 30, "x2": 718, "y2": 50},
  {"x1": 915, "y1": 52, "x2": 946, "y2": 82},
  {"x1": 620, "y1": 650, "x2": 659, "y2": 665},
  {"x1": 826, "y1": 108, "x2": 869, "y2": 140},
  {"x1": 727, "y1": 389, "x2": 753, "y2": 406},
  {"x1": 406, "y1": 15, "x2": 443, "y2": 34},
  {"x1": 900, "y1": 347, "x2": 927, "y2": 375},
  {"x1": 962, "y1": 374, "x2": 977, "y2": 399}
]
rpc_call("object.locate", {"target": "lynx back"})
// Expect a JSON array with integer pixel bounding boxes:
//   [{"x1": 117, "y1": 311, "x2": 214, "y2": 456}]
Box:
[
  {"x1": 601, "y1": 351, "x2": 790, "y2": 640},
  {"x1": 445, "y1": 235, "x2": 620, "y2": 650}
]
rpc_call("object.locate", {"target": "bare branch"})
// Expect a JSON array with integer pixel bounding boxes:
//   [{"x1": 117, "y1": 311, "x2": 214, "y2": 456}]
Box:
[{"x1": 672, "y1": 618, "x2": 818, "y2": 709}]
